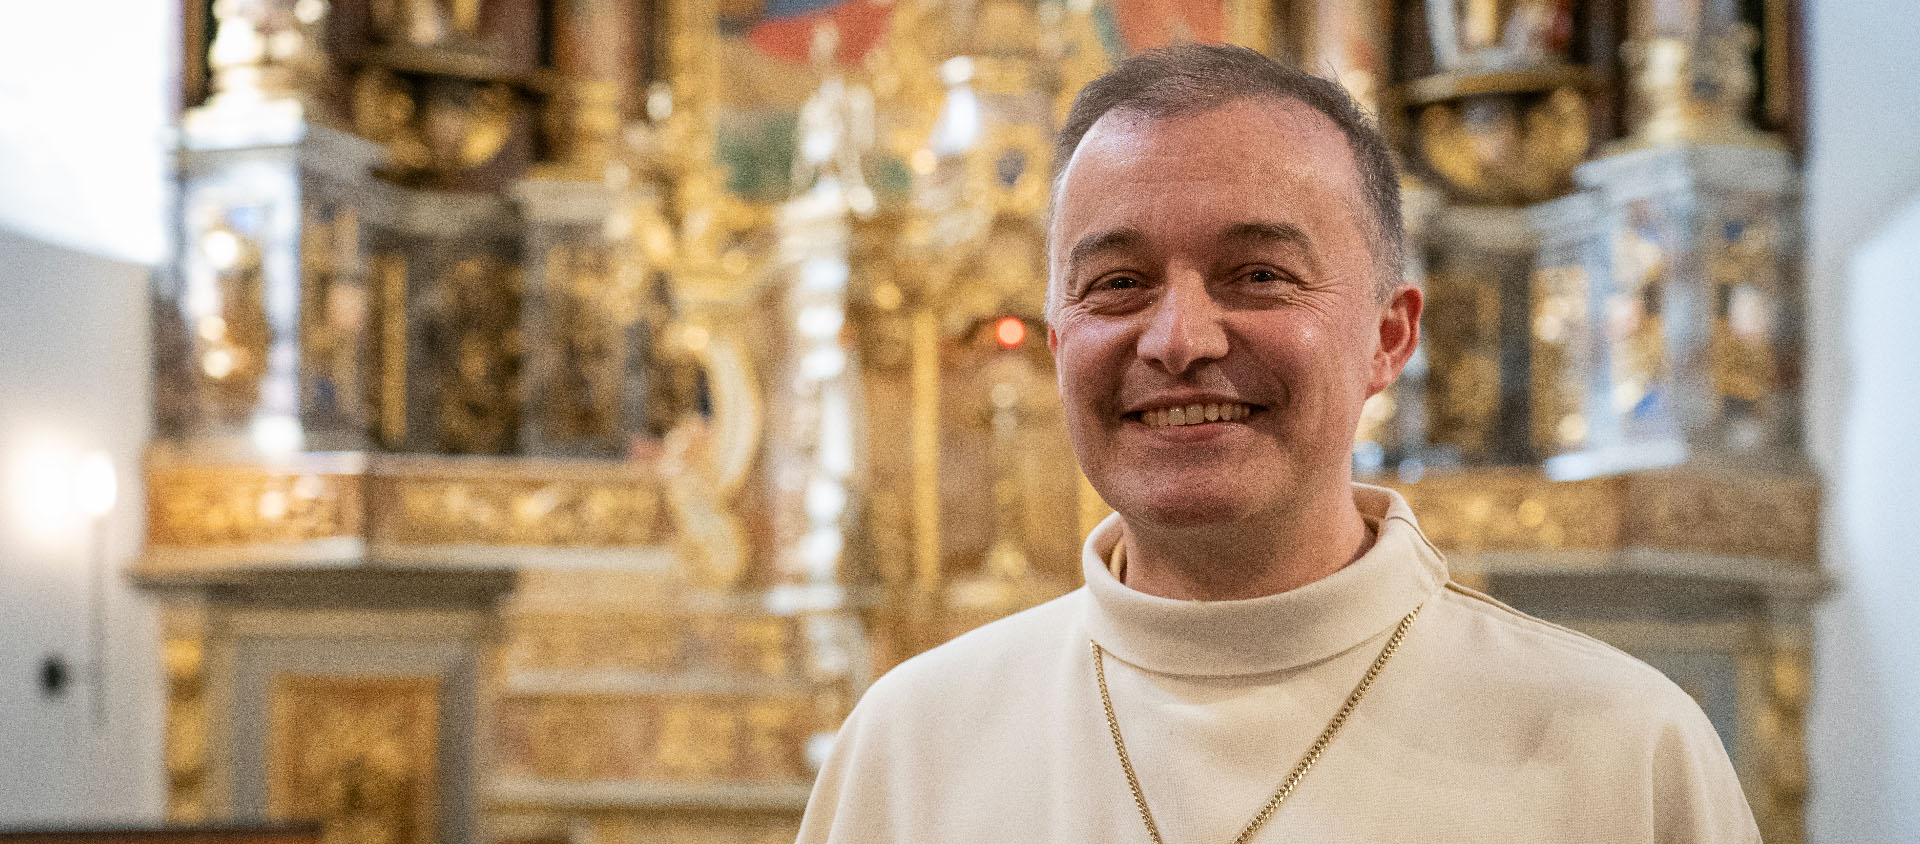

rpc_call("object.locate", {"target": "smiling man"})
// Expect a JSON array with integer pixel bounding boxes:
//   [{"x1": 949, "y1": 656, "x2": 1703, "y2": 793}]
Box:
[{"x1": 796, "y1": 45, "x2": 1758, "y2": 843}]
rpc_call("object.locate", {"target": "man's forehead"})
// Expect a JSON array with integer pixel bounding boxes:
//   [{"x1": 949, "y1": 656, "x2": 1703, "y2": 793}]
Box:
[
  {"x1": 1048, "y1": 96, "x2": 1363, "y2": 244},
  {"x1": 1063, "y1": 96, "x2": 1353, "y2": 176}
]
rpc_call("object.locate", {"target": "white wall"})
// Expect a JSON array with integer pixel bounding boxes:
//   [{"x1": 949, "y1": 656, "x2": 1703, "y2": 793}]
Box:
[
  {"x1": 0, "y1": 229, "x2": 164, "y2": 824},
  {"x1": 1803, "y1": 3, "x2": 1920, "y2": 844},
  {"x1": 0, "y1": 0, "x2": 174, "y2": 265},
  {"x1": 0, "y1": 0, "x2": 173, "y2": 823}
]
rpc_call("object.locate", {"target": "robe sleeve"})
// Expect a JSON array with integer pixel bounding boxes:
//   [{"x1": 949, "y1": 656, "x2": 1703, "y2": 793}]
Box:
[
  {"x1": 1649, "y1": 698, "x2": 1763, "y2": 844},
  {"x1": 792, "y1": 710, "x2": 862, "y2": 844},
  {"x1": 793, "y1": 678, "x2": 911, "y2": 844}
]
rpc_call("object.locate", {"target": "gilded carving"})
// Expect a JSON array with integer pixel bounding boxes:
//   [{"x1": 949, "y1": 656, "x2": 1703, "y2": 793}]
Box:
[
  {"x1": 148, "y1": 466, "x2": 362, "y2": 547},
  {"x1": 1530, "y1": 264, "x2": 1592, "y2": 453},
  {"x1": 1755, "y1": 646, "x2": 1810, "y2": 844},
  {"x1": 352, "y1": 69, "x2": 522, "y2": 185},
  {"x1": 418, "y1": 255, "x2": 523, "y2": 454},
  {"x1": 1421, "y1": 264, "x2": 1503, "y2": 461},
  {"x1": 369, "y1": 0, "x2": 484, "y2": 45},
  {"x1": 1393, "y1": 471, "x2": 1620, "y2": 554},
  {"x1": 268, "y1": 674, "x2": 441, "y2": 844},
  {"x1": 163, "y1": 635, "x2": 209, "y2": 823},
  {"x1": 378, "y1": 473, "x2": 663, "y2": 547},
  {"x1": 1704, "y1": 207, "x2": 1788, "y2": 445},
  {"x1": 1623, "y1": 471, "x2": 1818, "y2": 562},
  {"x1": 149, "y1": 456, "x2": 671, "y2": 552},
  {"x1": 494, "y1": 694, "x2": 811, "y2": 783},
  {"x1": 374, "y1": 252, "x2": 411, "y2": 447},
  {"x1": 1392, "y1": 469, "x2": 1818, "y2": 561},
  {"x1": 537, "y1": 240, "x2": 635, "y2": 446},
  {"x1": 301, "y1": 197, "x2": 370, "y2": 432},
  {"x1": 505, "y1": 611, "x2": 794, "y2": 676},
  {"x1": 573, "y1": 818, "x2": 799, "y2": 844},
  {"x1": 1416, "y1": 86, "x2": 1590, "y2": 204}
]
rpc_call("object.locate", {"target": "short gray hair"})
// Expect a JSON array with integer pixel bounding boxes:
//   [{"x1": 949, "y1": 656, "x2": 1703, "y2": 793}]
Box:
[{"x1": 1048, "y1": 44, "x2": 1404, "y2": 315}]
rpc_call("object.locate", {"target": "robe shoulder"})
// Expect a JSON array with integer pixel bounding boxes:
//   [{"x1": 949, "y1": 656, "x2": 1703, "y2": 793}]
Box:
[
  {"x1": 1427, "y1": 581, "x2": 1760, "y2": 843},
  {"x1": 847, "y1": 587, "x2": 1083, "y2": 722},
  {"x1": 1434, "y1": 579, "x2": 1705, "y2": 709},
  {"x1": 794, "y1": 591, "x2": 1084, "y2": 844}
]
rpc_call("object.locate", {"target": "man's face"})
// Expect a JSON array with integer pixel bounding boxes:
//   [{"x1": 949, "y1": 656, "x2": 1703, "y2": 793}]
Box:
[{"x1": 1047, "y1": 97, "x2": 1419, "y2": 531}]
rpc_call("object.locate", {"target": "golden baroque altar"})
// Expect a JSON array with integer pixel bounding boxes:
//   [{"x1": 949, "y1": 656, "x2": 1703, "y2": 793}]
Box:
[{"x1": 141, "y1": 0, "x2": 1821, "y2": 841}]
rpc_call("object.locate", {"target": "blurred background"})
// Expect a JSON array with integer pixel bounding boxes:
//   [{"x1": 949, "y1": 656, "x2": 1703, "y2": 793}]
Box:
[{"x1": 0, "y1": 0, "x2": 1915, "y2": 842}]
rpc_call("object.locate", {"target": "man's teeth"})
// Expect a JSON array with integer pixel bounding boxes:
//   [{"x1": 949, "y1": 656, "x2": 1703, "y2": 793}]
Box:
[{"x1": 1142, "y1": 403, "x2": 1252, "y2": 428}]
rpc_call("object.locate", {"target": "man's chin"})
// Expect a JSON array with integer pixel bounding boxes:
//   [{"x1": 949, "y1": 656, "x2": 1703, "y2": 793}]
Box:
[{"x1": 1115, "y1": 495, "x2": 1262, "y2": 532}]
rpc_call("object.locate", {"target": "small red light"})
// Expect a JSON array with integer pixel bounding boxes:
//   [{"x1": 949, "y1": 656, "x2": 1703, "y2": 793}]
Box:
[{"x1": 994, "y1": 317, "x2": 1026, "y2": 348}]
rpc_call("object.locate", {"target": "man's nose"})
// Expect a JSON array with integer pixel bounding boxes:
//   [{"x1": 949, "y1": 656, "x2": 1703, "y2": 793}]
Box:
[{"x1": 1137, "y1": 271, "x2": 1228, "y2": 375}]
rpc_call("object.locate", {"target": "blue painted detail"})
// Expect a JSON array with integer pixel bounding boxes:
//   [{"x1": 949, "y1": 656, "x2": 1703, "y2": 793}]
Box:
[
  {"x1": 763, "y1": 0, "x2": 844, "y2": 20},
  {"x1": 1092, "y1": 2, "x2": 1124, "y2": 61}
]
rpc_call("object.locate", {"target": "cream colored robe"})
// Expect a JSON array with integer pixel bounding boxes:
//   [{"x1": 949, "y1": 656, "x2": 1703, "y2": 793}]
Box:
[{"x1": 797, "y1": 485, "x2": 1758, "y2": 843}]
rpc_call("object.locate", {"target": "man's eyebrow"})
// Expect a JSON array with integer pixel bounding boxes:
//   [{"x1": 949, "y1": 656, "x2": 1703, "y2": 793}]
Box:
[
  {"x1": 1220, "y1": 221, "x2": 1313, "y2": 251},
  {"x1": 1066, "y1": 227, "x2": 1145, "y2": 276}
]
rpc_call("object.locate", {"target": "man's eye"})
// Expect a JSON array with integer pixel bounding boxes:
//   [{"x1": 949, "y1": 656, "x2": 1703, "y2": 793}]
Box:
[
  {"x1": 1094, "y1": 275, "x2": 1139, "y2": 291},
  {"x1": 1244, "y1": 268, "x2": 1283, "y2": 284}
]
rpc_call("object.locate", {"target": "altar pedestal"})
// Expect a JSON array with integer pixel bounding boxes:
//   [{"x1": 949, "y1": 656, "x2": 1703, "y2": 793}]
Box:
[{"x1": 1544, "y1": 143, "x2": 1801, "y2": 480}]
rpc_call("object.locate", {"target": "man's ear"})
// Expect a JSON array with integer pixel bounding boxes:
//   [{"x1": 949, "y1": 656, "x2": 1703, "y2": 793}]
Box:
[
  {"x1": 1367, "y1": 284, "x2": 1422, "y2": 396},
  {"x1": 1047, "y1": 326, "x2": 1060, "y2": 354}
]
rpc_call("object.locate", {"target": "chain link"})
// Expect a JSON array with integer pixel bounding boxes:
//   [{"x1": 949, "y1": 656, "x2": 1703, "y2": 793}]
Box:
[{"x1": 1092, "y1": 604, "x2": 1424, "y2": 844}]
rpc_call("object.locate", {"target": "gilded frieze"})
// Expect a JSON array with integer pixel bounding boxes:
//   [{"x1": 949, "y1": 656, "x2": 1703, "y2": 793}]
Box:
[
  {"x1": 493, "y1": 693, "x2": 812, "y2": 783},
  {"x1": 570, "y1": 817, "x2": 798, "y2": 844},
  {"x1": 1623, "y1": 471, "x2": 1818, "y2": 562},
  {"x1": 505, "y1": 611, "x2": 796, "y2": 677},
  {"x1": 373, "y1": 472, "x2": 663, "y2": 547},
  {"x1": 148, "y1": 464, "x2": 363, "y2": 548},
  {"x1": 1393, "y1": 468, "x2": 1818, "y2": 561},
  {"x1": 146, "y1": 455, "x2": 669, "y2": 553}
]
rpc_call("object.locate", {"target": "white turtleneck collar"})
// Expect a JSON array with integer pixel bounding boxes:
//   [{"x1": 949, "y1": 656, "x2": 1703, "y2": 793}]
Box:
[{"x1": 1080, "y1": 484, "x2": 1449, "y2": 678}]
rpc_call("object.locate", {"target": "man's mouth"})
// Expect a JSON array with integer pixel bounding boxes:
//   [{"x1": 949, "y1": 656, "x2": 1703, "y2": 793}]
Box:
[{"x1": 1133, "y1": 402, "x2": 1256, "y2": 429}]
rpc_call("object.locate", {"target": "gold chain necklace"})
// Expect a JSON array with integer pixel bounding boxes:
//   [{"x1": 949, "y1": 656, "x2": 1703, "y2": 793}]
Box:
[{"x1": 1091, "y1": 604, "x2": 1423, "y2": 844}]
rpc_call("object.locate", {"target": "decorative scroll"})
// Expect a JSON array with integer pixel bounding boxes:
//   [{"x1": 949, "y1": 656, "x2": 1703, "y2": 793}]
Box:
[{"x1": 268, "y1": 675, "x2": 441, "y2": 844}]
